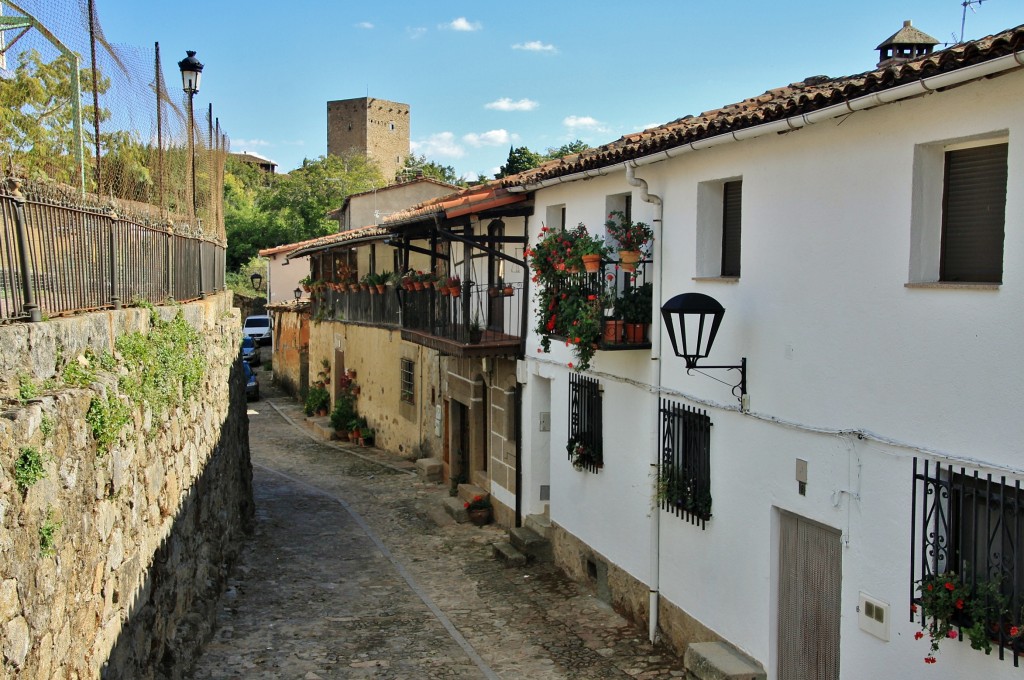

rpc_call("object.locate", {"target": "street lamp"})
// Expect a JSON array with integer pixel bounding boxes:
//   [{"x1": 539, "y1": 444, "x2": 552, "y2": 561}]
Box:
[
  {"x1": 250, "y1": 272, "x2": 263, "y2": 291},
  {"x1": 177, "y1": 50, "x2": 204, "y2": 216},
  {"x1": 660, "y1": 292, "x2": 748, "y2": 407},
  {"x1": 293, "y1": 288, "x2": 302, "y2": 302}
]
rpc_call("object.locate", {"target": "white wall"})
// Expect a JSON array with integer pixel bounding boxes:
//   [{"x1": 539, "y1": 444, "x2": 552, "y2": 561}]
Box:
[
  {"x1": 522, "y1": 71, "x2": 1024, "y2": 679},
  {"x1": 266, "y1": 251, "x2": 309, "y2": 304}
]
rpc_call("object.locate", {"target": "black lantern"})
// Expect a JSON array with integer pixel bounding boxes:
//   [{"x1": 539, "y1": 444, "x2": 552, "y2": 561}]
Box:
[
  {"x1": 250, "y1": 272, "x2": 263, "y2": 290},
  {"x1": 661, "y1": 292, "x2": 747, "y2": 404},
  {"x1": 177, "y1": 50, "x2": 203, "y2": 94},
  {"x1": 293, "y1": 287, "x2": 302, "y2": 302}
]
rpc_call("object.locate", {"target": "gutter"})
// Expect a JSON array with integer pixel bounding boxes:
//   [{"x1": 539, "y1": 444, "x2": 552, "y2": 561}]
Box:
[
  {"x1": 507, "y1": 50, "x2": 1024, "y2": 193},
  {"x1": 625, "y1": 164, "x2": 664, "y2": 645}
]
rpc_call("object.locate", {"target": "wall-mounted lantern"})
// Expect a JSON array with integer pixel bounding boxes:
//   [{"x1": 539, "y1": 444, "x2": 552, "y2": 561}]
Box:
[
  {"x1": 250, "y1": 272, "x2": 263, "y2": 290},
  {"x1": 293, "y1": 287, "x2": 302, "y2": 302},
  {"x1": 661, "y1": 292, "x2": 748, "y2": 408}
]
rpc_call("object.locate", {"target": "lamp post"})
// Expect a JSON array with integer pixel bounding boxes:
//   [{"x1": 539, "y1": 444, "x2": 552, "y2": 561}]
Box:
[
  {"x1": 250, "y1": 272, "x2": 263, "y2": 291},
  {"x1": 660, "y1": 292, "x2": 748, "y2": 408},
  {"x1": 177, "y1": 50, "x2": 203, "y2": 217},
  {"x1": 293, "y1": 288, "x2": 302, "y2": 302}
]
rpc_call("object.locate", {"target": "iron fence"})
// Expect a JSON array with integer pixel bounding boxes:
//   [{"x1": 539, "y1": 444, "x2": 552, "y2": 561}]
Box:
[
  {"x1": 311, "y1": 286, "x2": 401, "y2": 326},
  {"x1": 402, "y1": 281, "x2": 523, "y2": 345},
  {"x1": 0, "y1": 185, "x2": 224, "y2": 323},
  {"x1": 659, "y1": 399, "x2": 712, "y2": 528}
]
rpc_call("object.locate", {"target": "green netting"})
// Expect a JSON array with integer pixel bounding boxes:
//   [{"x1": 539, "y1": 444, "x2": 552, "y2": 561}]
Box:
[{"x1": 0, "y1": 0, "x2": 227, "y2": 240}]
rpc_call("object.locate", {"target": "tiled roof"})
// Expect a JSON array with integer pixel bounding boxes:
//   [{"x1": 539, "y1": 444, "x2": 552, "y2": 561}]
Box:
[
  {"x1": 284, "y1": 225, "x2": 392, "y2": 259},
  {"x1": 501, "y1": 24, "x2": 1024, "y2": 188},
  {"x1": 380, "y1": 185, "x2": 526, "y2": 227}
]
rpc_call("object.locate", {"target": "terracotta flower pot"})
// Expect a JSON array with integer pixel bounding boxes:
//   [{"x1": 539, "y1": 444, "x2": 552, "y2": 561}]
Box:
[
  {"x1": 376, "y1": 284, "x2": 386, "y2": 294},
  {"x1": 467, "y1": 508, "x2": 491, "y2": 526},
  {"x1": 582, "y1": 253, "x2": 601, "y2": 273},
  {"x1": 618, "y1": 250, "x2": 641, "y2": 272},
  {"x1": 449, "y1": 286, "x2": 461, "y2": 297},
  {"x1": 503, "y1": 286, "x2": 514, "y2": 296},
  {"x1": 603, "y1": 320, "x2": 624, "y2": 344},
  {"x1": 624, "y1": 322, "x2": 648, "y2": 343}
]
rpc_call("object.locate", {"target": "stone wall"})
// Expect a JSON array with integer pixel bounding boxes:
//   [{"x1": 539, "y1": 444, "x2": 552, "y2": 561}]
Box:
[
  {"x1": 0, "y1": 293, "x2": 253, "y2": 679},
  {"x1": 268, "y1": 304, "x2": 310, "y2": 400},
  {"x1": 326, "y1": 97, "x2": 410, "y2": 181}
]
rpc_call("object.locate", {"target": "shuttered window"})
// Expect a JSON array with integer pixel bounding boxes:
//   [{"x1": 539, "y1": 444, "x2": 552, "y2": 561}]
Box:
[
  {"x1": 940, "y1": 144, "x2": 1008, "y2": 283},
  {"x1": 721, "y1": 180, "x2": 742, "y2": 277}
]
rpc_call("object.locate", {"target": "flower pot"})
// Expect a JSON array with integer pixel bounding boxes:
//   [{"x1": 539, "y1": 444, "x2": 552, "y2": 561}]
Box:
[
  {"x1": 469, "y1": 329, "x2": 483, "y2": 344},
  {"x1": 618, "y1": 250, "x2": 641, "y2": 272},
  {"x1": 624, "y1": 322, "x2": 647, "y2": 343},
  {"x1": 413, "y1": 281, "x2": 424, "y2": 291},
  {"x1": 376, "y1": 284, "x2": 386, "y2": 294},
  {"x1": 603, "y1": 320, "x2": 624, "y2": 344},
  {"x1": 449, "y1": 286, "x2": 461, "y2": 298},
  {"x1": 349, "y1": 284, "x2": 360, "y2": 292},
  {"x1": 581, "y1": 253, "x2": 601, "y2": 273},
  {"x1": 467, "y1": 508, "x2": 491, "y2": 526},
  {"x1": 489, "y1": 286, "x2": 499, "y2": 298},
  {"x1": 503, "y1": 286, "x2": 514, "y2": 297},
  {"x1": 335, "y1": 430, "x2": 349, "y2": 441},
  {"x1": 439, "y1": 287, "x2": 449, "y2": 297},
  {"x1": 316, "y1": 407, "x2": 328, "y2": 417}
]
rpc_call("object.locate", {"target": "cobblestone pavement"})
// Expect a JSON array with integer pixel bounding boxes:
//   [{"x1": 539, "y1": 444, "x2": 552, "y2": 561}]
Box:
[{"x1": 189, "y1": 382, "x2": 686, "y2": 679}]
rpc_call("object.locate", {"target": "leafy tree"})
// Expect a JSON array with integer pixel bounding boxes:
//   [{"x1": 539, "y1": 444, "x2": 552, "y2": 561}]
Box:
[
  {"x1": 544, "y1": 139, "x2": 590, "y2": 160},
  {"x1": 399, "y1": 153, "x2": 463, "y2": 186},
  {"x1": 495, "y1": 145, "x2": 545, "y2": 179}
]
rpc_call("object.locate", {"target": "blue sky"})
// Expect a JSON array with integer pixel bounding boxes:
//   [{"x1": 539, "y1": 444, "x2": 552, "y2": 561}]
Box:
[{"x1": 93, "y1": 0, "x2": 1021, "y2": 179}]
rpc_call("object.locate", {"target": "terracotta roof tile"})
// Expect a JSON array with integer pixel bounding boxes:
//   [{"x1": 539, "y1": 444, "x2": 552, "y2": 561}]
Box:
[{"x1": 501, "y1": 24, "x2": 1024, "y2": 188}]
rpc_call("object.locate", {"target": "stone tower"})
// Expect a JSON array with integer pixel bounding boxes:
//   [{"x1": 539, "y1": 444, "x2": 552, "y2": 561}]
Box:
[{"x1": 327, "y1": 97, "x2": 410, "y2": 182}]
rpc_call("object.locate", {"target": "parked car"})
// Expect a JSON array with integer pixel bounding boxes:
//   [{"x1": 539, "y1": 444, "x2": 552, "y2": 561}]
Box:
[
  {"x1": 243, "y1": 361, "x2": 260, "y2": 401},
  {"x1": 240, "y1": 335, "x2": 260, "y2": 365},
  {"x1": 242, "y1": 314, "x2": 273, "y2": 345}
]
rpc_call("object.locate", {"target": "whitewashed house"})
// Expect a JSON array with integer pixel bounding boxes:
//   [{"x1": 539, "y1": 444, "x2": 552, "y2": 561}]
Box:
[{"x1": 506, "y1": 23, "x2": 1024, "y2": 679}]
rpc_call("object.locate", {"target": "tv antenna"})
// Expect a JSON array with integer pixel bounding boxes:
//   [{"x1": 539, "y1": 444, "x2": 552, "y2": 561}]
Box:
[{"x1": 958, "y1": 0, "x2": 987, "y2": 43}]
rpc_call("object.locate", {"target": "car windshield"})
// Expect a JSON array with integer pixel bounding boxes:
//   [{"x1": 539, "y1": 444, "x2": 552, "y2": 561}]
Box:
[
  {"x1": 244, "y1": 318, "x2": 270, "y2": 328},
  {"x1": 242, "y1": 337, "x2": 255, "y2": 349}
]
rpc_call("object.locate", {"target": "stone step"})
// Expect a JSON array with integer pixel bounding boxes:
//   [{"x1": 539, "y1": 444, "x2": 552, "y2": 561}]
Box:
[
  {"x1": 441, "y1": 496, "x2": 469, "y2": 523},
  {"x1": 492, "y1": 541, "x2": 528, "y2": 567},
  {"x1": 415, "y1": 457, "x2": 442, "y2": 483},
  {"x1": 523, "y1": 513, "x2": 552, "y2": 540},
  {"x1": 457, "y1": 483, "x2": 489, "y2": 505},
  {"x1": 509, "y1": 526, "x2": 552, "y2": 562},
  {"x1": 307, "y1": 417, "x2": 335, "y2": 441}
]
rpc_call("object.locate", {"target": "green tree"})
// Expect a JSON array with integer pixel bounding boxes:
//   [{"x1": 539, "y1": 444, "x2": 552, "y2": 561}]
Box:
[
  {"x1": 495, "y1": 145, "x2": 545, "y2": 179},
  {"x1": 399, "y1": 153, "x2": 463, "y2": 186},
  {"x1": 544, "y1": 139, "x2": 590, "y2": 160}
]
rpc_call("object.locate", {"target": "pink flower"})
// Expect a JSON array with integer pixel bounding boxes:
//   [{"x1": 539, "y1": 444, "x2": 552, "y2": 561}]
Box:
[
  {"x1": 924, "y1": 656, "x2": 937, "y2": 664},
  {"x1": 1011, "y1": 626, "x2": 1020, "y2": 637},
  {"x1": 947, "y1": 630, "x2": 958, "y2": 639},
  {"x1": 944, "y1": 582, "x2": 955, "y2": 591},
  {"x1": 955, "y1": 598, "x2": 963, "y2": 610},
  {"x1": 567, "y1": 362, "x2": 574, "y2": 368}
]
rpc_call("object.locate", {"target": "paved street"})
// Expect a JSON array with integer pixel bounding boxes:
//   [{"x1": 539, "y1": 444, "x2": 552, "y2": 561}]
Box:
[{"x1": 189, "y1": 377, "x2": 685, "y2": 679}]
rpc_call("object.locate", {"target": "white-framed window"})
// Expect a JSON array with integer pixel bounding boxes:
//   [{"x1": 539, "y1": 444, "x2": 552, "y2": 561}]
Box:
[
  {"x1": 909, "y1": 135, "x2": 1008, "y2": 284},
  {"x1": 544, "y1": 204, "x2": 566, "y2": 232},
  {"x1": 696, "y1": 177, "x2": 742, "y2": 278}
]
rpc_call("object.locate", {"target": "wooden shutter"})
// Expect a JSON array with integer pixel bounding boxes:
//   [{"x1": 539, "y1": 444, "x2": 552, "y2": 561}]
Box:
[
  {"x1": 940, "y1": 144, "x2": 1008, "y2": 283},
  {"x1": 721, "y1": 181, "x2": 742, "y2": 277}
]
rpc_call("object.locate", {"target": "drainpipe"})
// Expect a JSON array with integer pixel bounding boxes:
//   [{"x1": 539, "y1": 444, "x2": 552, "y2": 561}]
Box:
[{"x1": 626, "y1": 163, "x2": 663, "y2": 644}]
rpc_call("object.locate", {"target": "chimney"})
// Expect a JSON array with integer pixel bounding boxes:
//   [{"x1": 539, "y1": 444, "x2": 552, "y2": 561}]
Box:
[{"x1": 875, "y1": 19, "x2": 939, "y2": 68}]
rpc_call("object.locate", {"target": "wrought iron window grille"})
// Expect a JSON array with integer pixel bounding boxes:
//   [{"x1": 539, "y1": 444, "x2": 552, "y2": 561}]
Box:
[
  {"x1": 658, "y1": 399, "x2": 712, "y2": 528},
  {"x1": 911, "y1": 458, "x2": 1024, "y2": 664},
  {"x1": 400, "y1": 358, "x2": 415, "y2": 404},
  {"x1": 568, "y1": 373, "x2": 602, "y2": 473}
]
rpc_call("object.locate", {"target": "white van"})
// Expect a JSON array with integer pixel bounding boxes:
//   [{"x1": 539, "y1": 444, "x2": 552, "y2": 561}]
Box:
[{"x1": 242, "y1": 314, "x2": 273, "y2": 345}]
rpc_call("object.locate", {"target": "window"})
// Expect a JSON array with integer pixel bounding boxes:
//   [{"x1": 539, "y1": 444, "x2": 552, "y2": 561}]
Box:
[
  {"x1": 545, "y1": 204, "x2": 566, "y2": 232},
  {"x1": 659, "y1": 399, "x2": 712, "y2": 527},
  {"x1": 568, "y1": 373, "x2": 602, "y2": 472},
  {"x1": 940, "y1": 144, "x2": 1008, "y2": 283},
  {"x1": 909, "y1": 137, "x2": 1008, "y2": 284},
  {"x1": 696, "y1": 177, "x2": 742, "y2": 278},
  {"x1": 911, "y1": 459, "x2": 1023, "y2": 661},
  {"x1": 400, "y1": 358, "x2": 414, "y2": 404},
  {"x1": 721, "y1": 180, "x2": 742, "y2": 277}
]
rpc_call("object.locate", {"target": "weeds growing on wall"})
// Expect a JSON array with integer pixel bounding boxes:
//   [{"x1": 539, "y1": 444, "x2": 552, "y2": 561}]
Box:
[
  {"x1": 15, "y1": 447, "x2": 47, "y2": 492},
  {"x1": 38, "y1": 509, "x2": 61, "y2": 557}
]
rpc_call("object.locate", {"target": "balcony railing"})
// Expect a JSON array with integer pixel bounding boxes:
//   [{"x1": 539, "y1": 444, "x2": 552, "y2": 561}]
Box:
[
  {"x1": 311, "y1": 286, "x2": 401, "y2": 326},
  {"x1": 401, "y1": 281, "x2": 524, "y2": 355}
]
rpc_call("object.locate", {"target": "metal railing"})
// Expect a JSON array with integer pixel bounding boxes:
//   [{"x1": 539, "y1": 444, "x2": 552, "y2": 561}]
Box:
[
  {"x1": 402, "y1": 281, "x2": 524, "y2": 345},
  {"x1": 311, "y1": 286, "x2": 401, "y2": 326},
  {"x1": 0, "y1": 185, "x2": 224, "y2": 323}
]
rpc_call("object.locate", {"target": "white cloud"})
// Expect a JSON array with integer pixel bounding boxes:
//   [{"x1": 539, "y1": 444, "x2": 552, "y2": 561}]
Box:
[
  {"x1": 462, "y1": 129, "x2": 513, "y2": 147},
  {"x1": 407, "y1": 26, "x2": 427, "y2": 39},
  {"x1": 512, "y1": 40, "x2": 556, "y2": 53},
  {"x1": 411, "y1": 132, "x2": 464, "y2": 158},
  {"x1": 444, "y1": 17, "x2": 481, "y2": 31},
  {"x1": 355, "y1": 21, "x2": 374, "y2": 29},
  {"x1": 563, "y1": 115, "x2": 610, "y2": 134},
  {"x1": 232, "y1": 138, "x2": 271, "y2": 148},
  {"x1": 485, "y1": 97, "x2": 538, "y2": 112}
]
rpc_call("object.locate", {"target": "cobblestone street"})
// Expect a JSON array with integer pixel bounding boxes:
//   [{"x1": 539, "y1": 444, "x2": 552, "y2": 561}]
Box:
[{"x1": 189, "y1": 382, "x2": 685, "y2": 679}]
